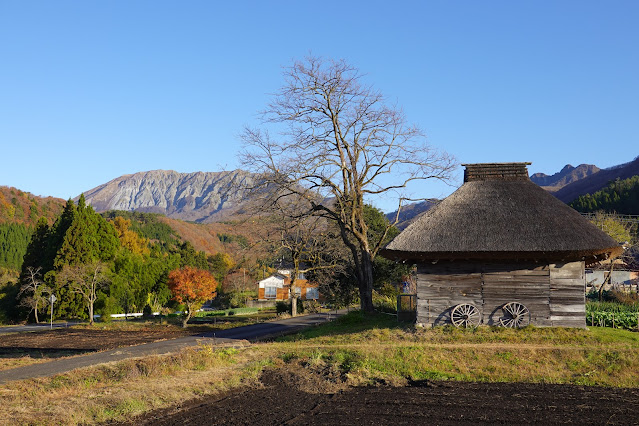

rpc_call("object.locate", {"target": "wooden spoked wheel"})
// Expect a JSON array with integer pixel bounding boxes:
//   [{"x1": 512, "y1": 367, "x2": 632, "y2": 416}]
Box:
[
  {"x1": 451, "y1": 304, "x2": 481, "y2": 328},
  {"x1": 500, "y1": 302, "x2": 530, "y2": 328}
]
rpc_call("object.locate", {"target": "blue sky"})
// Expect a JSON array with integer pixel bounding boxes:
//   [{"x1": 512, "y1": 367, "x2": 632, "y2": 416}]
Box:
[{"x1": 1, "y1": 1, "x2": 637, "y2": 212}]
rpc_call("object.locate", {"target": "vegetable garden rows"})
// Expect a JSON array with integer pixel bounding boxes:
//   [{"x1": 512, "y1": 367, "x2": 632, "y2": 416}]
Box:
[{"x1": 586, "y1": 301, "x2": 639, "y2": 330}]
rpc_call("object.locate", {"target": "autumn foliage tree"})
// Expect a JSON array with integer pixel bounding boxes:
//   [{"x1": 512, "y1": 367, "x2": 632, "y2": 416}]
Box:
[{"x1": 168, "y1": 266, "x2": 218, "y2": 327}]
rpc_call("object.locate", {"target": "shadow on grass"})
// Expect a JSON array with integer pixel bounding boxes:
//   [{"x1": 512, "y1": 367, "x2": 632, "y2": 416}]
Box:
[{"x1": 277, "y1": 311, "x2": 411, "y2": 341}]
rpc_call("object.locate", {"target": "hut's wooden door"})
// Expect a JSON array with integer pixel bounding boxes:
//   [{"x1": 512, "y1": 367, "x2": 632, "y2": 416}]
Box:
[{"x1": 549, "y1": 261, "x2": 586, "y2": 327}]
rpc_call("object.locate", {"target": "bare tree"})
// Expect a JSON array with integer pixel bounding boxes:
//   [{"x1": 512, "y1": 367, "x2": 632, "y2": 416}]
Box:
[
  {"x1": 240, "y1": 56, "x2": 454, "y2": 312},
  {"x1": 17, "y1": 266, "x2": 51, "y2": 323},
  {"x1": 275, "y1": 207, "x2": 342, "y2": 316},
  {"x1": 57, "y1": 262, "x2": 109, "y2": 325},
  {"x1": 589, "y1": 212, "x2": 638, "y2": 300}
]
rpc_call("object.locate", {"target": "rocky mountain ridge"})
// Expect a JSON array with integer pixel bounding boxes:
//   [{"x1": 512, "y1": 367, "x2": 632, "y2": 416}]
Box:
[
  {"x1": 553, "y1": 156, "x2": 639, "y2": 203},
  {"x1": 80, "y1": 170, "x2": 257, "y2": 223},
  {"x1": 385, "y1": 200, "x2": 438, "y2": 230},
  {"x1": 529, "y1": 164, "x2": 600, "y2": 192}
]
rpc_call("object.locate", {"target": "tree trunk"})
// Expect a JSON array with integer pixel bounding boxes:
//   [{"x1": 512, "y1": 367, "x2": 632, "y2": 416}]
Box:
[
  {"x1": 358, "y1": 251, "x2": 375, "y2": 313},
  {"x1": 290, "y1": 271, "x2": 298, "y2": 317},
  {"x1": 599, "y1": 262, "x2": 615, "y2": 302},
  {"x1": 89, "y1": 302, "x2": 94, "y2": 325},
  {"x1": 182, "y1": 306, "x2": 192, "y2": 328},
  {"x1": 34, "y1": 301, "x2": 39, "y2": 324},
  {"x1": 291, "y1": 294, "x2": 297, "y2": 317}
]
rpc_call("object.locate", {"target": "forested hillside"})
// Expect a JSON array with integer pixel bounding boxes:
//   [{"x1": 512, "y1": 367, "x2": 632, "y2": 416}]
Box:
[
  {"x1": 0, "y1": 224, "x2": 31, "y2": 270},
  {"x1": 0, "y1": 187, "x2": 65, "y2": 271},
  {"x1": 0, "y1": 186, "x2": 64, "y2": 226},
  {"x1": 570, "y1": 176, "x2": 639, "y2": 215},
  {"x1": 1, "y1": 197, "x2": 238, "y2": 322}
]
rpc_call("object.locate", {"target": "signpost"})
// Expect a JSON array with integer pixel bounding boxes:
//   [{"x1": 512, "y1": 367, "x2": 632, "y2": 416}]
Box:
[{"x1": 49, "y1": 294, "x2": 56, "y2": 329}]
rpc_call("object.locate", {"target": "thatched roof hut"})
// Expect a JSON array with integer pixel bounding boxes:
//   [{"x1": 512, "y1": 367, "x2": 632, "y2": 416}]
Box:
[{"x1": 382, "y1": 163, "x2": 622, "y2": 328}]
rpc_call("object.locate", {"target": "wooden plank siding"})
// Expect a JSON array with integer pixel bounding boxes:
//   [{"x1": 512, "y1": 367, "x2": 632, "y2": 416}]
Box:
[
  {"x1": 416, "y1": 265, "x2": 482, "y2": 326},
  {"x1": 549, "y1": 261, "x2": 586, "y2": 327},
  {"x1": 416, "y1": 261, "x2": 586, "y2": 328}
]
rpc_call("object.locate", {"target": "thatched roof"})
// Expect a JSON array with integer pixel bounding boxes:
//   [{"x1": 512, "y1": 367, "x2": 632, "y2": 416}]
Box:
[{"x1": 382, "y1": 163, "x2": 622, "y2": 263}]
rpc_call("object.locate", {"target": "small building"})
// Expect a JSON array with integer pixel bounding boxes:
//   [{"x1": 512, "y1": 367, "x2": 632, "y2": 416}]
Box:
[
  {"x1": 382, "y1": 163, "x2": 622, "y2": 328},
  {"x1": 586, "y1": 269, "x2": 639, "y2": 292},
  {"x1": 257, "y1": 270, "x2": 321, "y2": 301}
]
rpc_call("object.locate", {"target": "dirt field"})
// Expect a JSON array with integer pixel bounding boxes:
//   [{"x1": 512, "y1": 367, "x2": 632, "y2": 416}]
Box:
[
  {"x1": 121, "y1": 368, "x2": 639, "y2": 425},
  {"x1": 0, "y1": 326, "x2": 200, "y2": 357}
]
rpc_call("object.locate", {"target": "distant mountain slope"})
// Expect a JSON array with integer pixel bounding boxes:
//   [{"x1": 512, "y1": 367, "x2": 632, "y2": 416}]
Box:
[
  {"x1": 0, "y1": 187, "x2": 65, "y2": 271},
  {"x1": 0, "y1": 186, "x2": 64, "y2": 226},
  {"x1": 530, "y1": 164, "x2": 600, "y2": 192},
  {"x1": 554, "y1": 157, "x2": 639, "y2": 203},
  {"x1": 386, "y1": 200, "x2": 438, "y2": 230},
  {"x1": 81, "y1": 170, "x2": 258, "y2": 223},
  {"x1": 569, "y1": 175, "x2": 639, "y2": 215}
]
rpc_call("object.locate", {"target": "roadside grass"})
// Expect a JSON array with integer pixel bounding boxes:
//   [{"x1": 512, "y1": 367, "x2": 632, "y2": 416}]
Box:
[
  {"x1": 2, "y1": 311, "x2": 639, "y2": 424},
  {"x1": 0, "y1": 344, "x2": 268, "y2": 425},
  {"x1": 0, "y1": 354, "x2": 51, "y2": 371}
]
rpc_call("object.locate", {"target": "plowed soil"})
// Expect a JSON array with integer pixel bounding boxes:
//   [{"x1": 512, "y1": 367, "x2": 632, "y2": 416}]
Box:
[
  {"x1": 0, "y1": 326, "x2": 199, "y2": 356},
  {"x1": 122, "y1": 368, "x2": 639, "y2": 425}
]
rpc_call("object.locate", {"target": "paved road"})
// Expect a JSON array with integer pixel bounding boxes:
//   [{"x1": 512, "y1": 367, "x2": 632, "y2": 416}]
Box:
[{"x1": 0, "y1": 310, "x2": 348, "y2": 384}]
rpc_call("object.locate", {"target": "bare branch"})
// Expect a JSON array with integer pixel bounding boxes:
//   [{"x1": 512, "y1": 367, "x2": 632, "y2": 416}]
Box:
[{"x1": 239, "y1": 55, "x2": 455, "y2": 312}]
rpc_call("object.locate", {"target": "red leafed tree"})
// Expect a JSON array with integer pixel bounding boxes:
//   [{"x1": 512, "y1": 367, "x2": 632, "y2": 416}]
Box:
[{"x1": 168, "y1": 266, "x2": 218, "y2": 327}]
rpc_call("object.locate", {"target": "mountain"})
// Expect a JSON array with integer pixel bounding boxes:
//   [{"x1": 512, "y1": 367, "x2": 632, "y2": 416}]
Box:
[
  {"x1": 553, "y1": 157, "x2": 639, "y2": 203},
  {"x1": 81, "y1": 170, "x2": 259, "y2": 223},
  {"x1": 386, "y1": 200, "x2": 438, "y2": 230},
  {"x1": 0, "y1": 186, "x2": 65, "y2": 226},
  {"x1": 530, "y1": 164, "x2": 600, "y2": 192}
]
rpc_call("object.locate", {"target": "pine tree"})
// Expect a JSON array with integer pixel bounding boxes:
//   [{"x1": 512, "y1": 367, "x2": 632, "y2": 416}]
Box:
[
  {"x1": 22, "y1": 217, "x2": 50, "y2": 272},
  {"x1": 44, "y1": 199, "x2": 76, "y2": 271}
]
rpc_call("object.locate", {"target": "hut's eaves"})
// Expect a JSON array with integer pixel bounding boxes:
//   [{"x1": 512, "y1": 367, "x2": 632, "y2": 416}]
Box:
[{"x1": 382, "y1": 163, "x2": 622, "y2": 262}]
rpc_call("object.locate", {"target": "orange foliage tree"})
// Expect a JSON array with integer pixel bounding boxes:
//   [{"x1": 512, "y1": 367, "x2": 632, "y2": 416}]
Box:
[{"x1": 168, "y1": 266, "x2": 217, "y2": 327}]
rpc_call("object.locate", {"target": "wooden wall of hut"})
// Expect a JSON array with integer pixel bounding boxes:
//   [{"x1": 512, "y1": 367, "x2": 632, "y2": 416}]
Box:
[{"x1": 416, "y1": 261, "x2": 586, "y2": 328}]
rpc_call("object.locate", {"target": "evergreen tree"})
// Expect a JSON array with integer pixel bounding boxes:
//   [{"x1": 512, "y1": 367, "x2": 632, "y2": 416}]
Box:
[
  {"x1": 43, "y1": 199, "x2": 76, "y2": 272},
  {"x1": 571, "y1": 176, "x2": 639, "y2": 215},
  {"x1": 53, "y1": 195, "x2": 118, "y2": 269},
  {"x1": 21, "y1": 217, "x2": 49, "y2": 273},
  {"x1": 0, "y1": 224, "x2": 31, "y2": 271}
]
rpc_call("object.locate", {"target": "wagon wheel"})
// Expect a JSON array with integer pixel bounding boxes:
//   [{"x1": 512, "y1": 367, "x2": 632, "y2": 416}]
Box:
[
  {"x1": 499, "y1": 302, "x2": 530, "y2": 328},
  {"x1": 451, "y1": 303, "x2": 481, "y2": 328}
]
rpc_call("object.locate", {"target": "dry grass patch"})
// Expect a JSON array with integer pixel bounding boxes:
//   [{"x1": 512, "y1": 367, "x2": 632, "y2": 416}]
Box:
[
  {"x1": 0, "y1": 345, "x2": 268, "y2": 425},
  {"x1": 0, "y1": 355, "x2": 51, "y2": 371}
]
